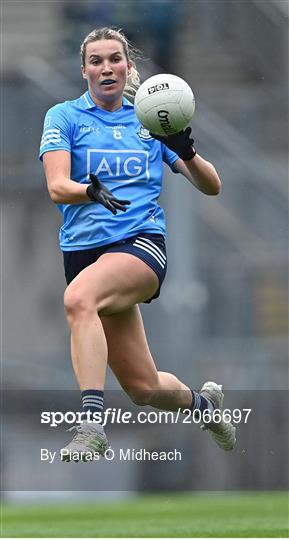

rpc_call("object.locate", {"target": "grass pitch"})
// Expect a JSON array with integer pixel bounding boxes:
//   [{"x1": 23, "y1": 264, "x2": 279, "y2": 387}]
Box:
[{"x1": 1, "y1": 492, "x2": 288, "y2": 538}]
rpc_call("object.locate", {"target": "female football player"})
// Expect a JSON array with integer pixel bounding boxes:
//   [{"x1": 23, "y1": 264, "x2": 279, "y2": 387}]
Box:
[{"x1": 40, "y1": 27, "x2": 236, "y2": 460}]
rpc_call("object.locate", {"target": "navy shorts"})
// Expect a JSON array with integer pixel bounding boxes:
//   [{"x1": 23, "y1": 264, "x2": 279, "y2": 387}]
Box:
[{"x1": 63, "y1": 233, "x2": 167, "y2": 303}]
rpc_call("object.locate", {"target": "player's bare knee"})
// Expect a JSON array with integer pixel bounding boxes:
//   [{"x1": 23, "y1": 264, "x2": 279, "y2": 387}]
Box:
[
  {"x1": 127, "y1": 385, "x2": 155, "y2": 406},
  {"x1": 64, "y1": 284, "x2": 96, "y2": 322}
]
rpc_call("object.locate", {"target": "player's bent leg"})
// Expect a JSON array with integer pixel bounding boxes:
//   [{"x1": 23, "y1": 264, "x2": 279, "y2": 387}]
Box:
[
  {"x1": 62, "y1": 253, "x2": 160, "y2": 461},
  {"x1": 103, "y1": 307, "x2": 236, "y2": 451},
  {"x1": 102, "y1": 305, "x2": 192, "y2": 411},
  {"x1": 63, "y1": 252, "x2": 159, "y2": 390}
]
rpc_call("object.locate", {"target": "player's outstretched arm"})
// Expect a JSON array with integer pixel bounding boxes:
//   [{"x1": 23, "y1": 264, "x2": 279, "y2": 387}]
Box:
[
  {"x1": 174, "y1": 154, "x2": 221, "y2": 196},
  {"x1": 43, "y1": 150, "x2": 91, "y2": 204},
  {"x1": 150, "y1": 128, "x2": 221, "y2": 196},
  {"x1": 43, "y1": 151, "x2": 131, "y2": 212}
]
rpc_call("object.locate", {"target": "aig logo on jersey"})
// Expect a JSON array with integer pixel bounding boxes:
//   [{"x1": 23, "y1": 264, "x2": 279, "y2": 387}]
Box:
[{"x1": 88, "y1": 149, "x2": 150, "y2": 183}]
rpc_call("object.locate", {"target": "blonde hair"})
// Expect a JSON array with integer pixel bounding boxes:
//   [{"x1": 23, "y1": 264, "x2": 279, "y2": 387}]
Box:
[{"x1": 80, "y1": 27, "x2": 141, "y2": 99}]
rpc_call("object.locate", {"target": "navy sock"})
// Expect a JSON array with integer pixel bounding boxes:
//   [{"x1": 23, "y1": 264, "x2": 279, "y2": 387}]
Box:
[
  {"x1": 81, "y1": 389, "x2": 104, "y2": 424},
  {"x1": 189, "y1": 390, "x2": 214, "y2": 419}
]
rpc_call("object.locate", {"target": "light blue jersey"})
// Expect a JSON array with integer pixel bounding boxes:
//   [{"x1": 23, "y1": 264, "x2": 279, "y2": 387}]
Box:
[{"x1": 39, "y1": 92, "x2": 179, "y2": 251}]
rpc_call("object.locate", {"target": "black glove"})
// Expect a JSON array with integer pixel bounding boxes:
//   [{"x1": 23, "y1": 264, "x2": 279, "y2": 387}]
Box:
[
  {"x1": 150, "y1": 127, "x2": 196, "y2": 161},
  {"x1": 87, "y1": 174, "x2": 131, "y2": 215}
]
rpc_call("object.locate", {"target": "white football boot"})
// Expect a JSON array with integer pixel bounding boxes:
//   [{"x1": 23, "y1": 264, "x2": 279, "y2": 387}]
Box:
[
  {"x1": 199, "y1": 381, "x2": 236, "y2": 451},
  {"x1": 61, "y1": 422, "x2": 109, "y2": 462}
]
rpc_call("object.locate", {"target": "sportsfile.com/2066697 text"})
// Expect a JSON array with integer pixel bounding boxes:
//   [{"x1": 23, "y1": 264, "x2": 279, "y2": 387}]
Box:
[{"x1": 40, "y1": 407, "x2": 252, "y2": 427}]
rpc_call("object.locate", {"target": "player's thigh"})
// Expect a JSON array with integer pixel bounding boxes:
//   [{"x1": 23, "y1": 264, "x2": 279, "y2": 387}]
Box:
[
  {"x1": 101, "y1": 305, "x2": 159, "y2": 393},
  {"x1": 64, "y1": 252, "x2": 159, "y2": 316}
]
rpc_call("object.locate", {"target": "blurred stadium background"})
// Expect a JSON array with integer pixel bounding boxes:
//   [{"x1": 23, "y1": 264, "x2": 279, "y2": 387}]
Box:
[{"x1": 1, "y1": 0, "x2": 288, "y2": 509}]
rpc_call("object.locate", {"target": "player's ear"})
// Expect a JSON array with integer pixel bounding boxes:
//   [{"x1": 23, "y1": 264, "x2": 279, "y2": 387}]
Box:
[
  {"x1": 81, "y1": 65, "x2": 87, "y2": 79},
  {"x1": 127, "y1": 62, "x2": 132, "y2": 76}
]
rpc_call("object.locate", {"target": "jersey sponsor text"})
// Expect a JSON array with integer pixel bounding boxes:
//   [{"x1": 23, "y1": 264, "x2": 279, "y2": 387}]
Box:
[{"x1": 88, "y1": 149, "x2": 150, "y2": 183}]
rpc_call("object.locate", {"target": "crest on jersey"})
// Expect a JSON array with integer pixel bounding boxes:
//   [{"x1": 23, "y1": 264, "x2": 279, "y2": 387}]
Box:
[{"x1": 138, "y1": 126, "x2": 153, "y2": 140}]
